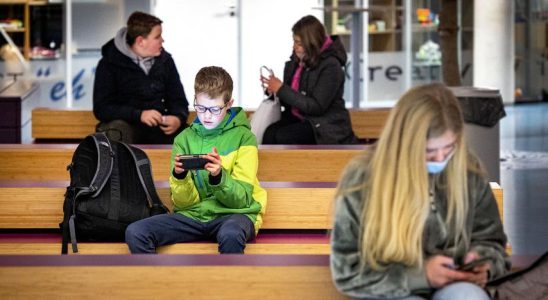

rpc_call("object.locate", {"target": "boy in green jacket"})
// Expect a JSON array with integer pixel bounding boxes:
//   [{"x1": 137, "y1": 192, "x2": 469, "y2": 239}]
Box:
[{"x1": 126, "y1": 66, "x2": 267, "y2": 253}]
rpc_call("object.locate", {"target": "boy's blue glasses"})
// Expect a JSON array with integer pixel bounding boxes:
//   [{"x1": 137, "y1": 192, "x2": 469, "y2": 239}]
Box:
[{"x1": 194, "y1": 104, "x2": 226, "y2": 115}]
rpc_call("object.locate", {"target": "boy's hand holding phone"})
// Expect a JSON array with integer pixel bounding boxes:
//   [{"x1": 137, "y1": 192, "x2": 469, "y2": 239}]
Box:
[
  {"x1": 173, "y1": 155, "x2": 185, "y2": 174},
  {"x1": 174, "y1": 147, "x2": 222, "y2": 177},
  {"x1": 203, "y1": 147, "x2": 222, "y2": 177}
]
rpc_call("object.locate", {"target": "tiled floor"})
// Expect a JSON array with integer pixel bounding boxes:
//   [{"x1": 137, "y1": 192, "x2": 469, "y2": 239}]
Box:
[{"x1": 500, "y1": 102, "x2": 548, "y2": 255}]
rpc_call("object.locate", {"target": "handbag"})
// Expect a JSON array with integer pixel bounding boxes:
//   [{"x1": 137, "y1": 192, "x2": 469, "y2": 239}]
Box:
[
  {"x1": 250, "y1": 66, "x2": 281, "y2": 144},
  {"x1": 486, "y1": 251, "x2": 548, "y2": 299}
]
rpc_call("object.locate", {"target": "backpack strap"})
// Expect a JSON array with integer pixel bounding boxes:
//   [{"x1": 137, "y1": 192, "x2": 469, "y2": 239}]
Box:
[
  {"x1": 91, "y1": 133, "x2": 122, "y2": 222},
  {"x1": 488, "y1": 251, "x2": 548, "y2": 286},
  {"x1": 106, "y1": 145, "x2": 121, "y2": 221},
  {"x1": 119, "y1": 142, "x2": 167, "y2": 214},
  {"x1": 89, "y1": 133, "x2": 115, "y2": 197},
  {"x1": 61, "y1": 186, "x2": 76, "y2": 254}
]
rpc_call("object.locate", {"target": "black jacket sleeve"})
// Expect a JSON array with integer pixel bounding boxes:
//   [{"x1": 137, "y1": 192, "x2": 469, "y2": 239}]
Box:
[
  {"x1": 277, "y1": 57, "x2": 344, "y2": 116},
  {"x1": 163, "y1": 56, "x2": 189, "y2": 125},
  {"x1": 93, "y1": 59, "x2": 142, "y2": 122}
]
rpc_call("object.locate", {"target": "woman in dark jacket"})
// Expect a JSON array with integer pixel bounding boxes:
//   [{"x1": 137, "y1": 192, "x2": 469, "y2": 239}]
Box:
[{"x1": 260, "y1": 15, "x2": 358, "y2": 144}]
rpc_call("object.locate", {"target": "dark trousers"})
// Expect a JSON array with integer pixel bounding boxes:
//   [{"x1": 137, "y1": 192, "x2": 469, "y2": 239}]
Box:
[
  {"x1": 96, "y1": 119, "x2": 185, "y2": 144},
  {"x1": 125, "y1": 213, "x2": 255, "y2": 254},
  {"x1": 262, "y1": 115, "x2": 316, "y2": 144}
]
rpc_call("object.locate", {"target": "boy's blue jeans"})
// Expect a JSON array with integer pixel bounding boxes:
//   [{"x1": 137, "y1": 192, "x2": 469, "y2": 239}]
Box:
[{"x1": 125, "y1": 213, "x2": 255, "y2": 254}]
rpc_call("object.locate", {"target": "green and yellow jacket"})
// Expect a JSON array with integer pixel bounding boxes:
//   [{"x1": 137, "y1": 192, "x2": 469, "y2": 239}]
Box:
[{"x1": 169, "y1": 107, "x2": 267, "y2": 234}]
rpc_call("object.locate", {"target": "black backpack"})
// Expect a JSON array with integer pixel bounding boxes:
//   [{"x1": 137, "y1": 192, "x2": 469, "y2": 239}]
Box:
[{"x1": 60, "y1": 132, "x2": 167, "y2": 254}]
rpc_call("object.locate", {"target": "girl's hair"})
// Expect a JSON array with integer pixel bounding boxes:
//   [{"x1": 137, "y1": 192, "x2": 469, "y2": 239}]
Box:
[
  {"x1": 194, "y1": 66, "x2": 233, "y2": 103},
  {"x1": 292, "y1": 15, "x2": 327, "y2": 66},
  {"x1": 126, "y1": 11, "x2": 163, "y2": 45},
  {"x1": 359, "y1": 82, "x2": 469, "y2": 270}
]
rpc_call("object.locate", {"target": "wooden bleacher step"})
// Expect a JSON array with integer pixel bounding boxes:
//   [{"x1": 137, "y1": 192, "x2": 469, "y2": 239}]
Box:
[
  {"x1": 0, "y1": 254, "x2": 348, "y2": 300},
  {"x1": 0, "y1": 242, "x2": 330, "y2": 255},
  {"x1": 0, "y1": 181, "x2": 502, "y2": 230},
  {"x1": 31, "y1": 107, "x2": 390, "y2": 141},
  {"x1": 0, "y1": 181, "x2": 505, "y2": 255},
  {"x1": 0, "y1": 181, "x2": 338, "y2": 230},
  {"x1": 0, "y1": 144, "x2": 364, "y2": 182}
]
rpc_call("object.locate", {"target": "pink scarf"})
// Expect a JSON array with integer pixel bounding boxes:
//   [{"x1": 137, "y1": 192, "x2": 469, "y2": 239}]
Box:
[{"x1": 291, "y1": 36, "x2": 333, "y2": 120}]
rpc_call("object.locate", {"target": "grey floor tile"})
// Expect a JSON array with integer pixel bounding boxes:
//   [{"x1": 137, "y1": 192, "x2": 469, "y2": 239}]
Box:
[{"x1": 500, "y1": 103, "x2": 548, "y2": 255}]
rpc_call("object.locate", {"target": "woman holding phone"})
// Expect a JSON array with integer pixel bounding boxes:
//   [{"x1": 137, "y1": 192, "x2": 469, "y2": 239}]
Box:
[
  {"x1": 259, "y1": 15, "x2": 357, "y2": 145},
  {"x1": 330, "y1": 83, "x2": 510, "y2": 299}
]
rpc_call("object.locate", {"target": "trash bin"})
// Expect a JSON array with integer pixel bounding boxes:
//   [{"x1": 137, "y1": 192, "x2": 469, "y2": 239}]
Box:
[{"x1": 449, "y1": 86, "x2": 506, "y2": 183}]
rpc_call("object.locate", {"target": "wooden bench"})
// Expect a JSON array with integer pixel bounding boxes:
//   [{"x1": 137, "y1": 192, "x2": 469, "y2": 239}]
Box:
[
  {"x1": 0, "y1": 181, "x2": 503, "y2": 230},
  {"x1": 0, "y1": 180, "x2": 504, "y2": 255},
  {"x1": 0, "y1": 254, "x2": 348, "y2": 299},
  {"x1": 0, "y1": 181, "x2": 335, "y2": 255},
  {"x1": 31, "y1": 107, "x2": 390, "y2": 141},
  {"x1": 0, "y1": 181, "x2": 338, "y2": 230},
  {"x1": 0, "y1": 144, "x2": 364, "y2": 182},
  {"x1": 0, "y1": 255, "x2": 538, "y2": 300},
  {"x1": 0, "y1": 232, "x2": 330, "y2": 255},
  {"x1": 0, "y1": 253, "x2": 536, "y2": 299}
]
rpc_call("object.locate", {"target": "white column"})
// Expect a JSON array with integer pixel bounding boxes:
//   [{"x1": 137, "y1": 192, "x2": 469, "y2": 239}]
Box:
[
  {"x1": 473, "y1": 1, "x2": 514, "y2": 104},
  {"x1": 403, "y1": 0, "x2": 411, "y2": 92},
  {"x1": 65, "y1": 0, "x2": 73, "y2": 108}
]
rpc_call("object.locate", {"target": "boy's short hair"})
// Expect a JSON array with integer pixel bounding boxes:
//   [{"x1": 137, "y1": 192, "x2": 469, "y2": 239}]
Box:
[
  {"x1": 194, "y1": 66, "x2": 233, "y2": 103},
  {"x1": 126, "y1": 11, "x2": 163, "y2": 45}
]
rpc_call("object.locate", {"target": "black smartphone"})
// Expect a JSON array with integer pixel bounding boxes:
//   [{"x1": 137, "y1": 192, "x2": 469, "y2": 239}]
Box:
[
  {"x1": 178, "y1": 154, "x2": 208, "y2": 170},
  {"x1": 457, "y1": 257, "x2": 492, "y2": 271}
]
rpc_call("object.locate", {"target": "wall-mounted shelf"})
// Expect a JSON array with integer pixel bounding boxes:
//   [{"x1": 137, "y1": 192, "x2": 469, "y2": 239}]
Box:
[
  {"x1": 0, "y1": 0, "x2": 31, "y2": 59},
  {"x1": 0, "y1": 0, "x2": 60, "y2": 60},
  {"x1": 324, "y1": 0, "x2": 402, "y2": 52}
]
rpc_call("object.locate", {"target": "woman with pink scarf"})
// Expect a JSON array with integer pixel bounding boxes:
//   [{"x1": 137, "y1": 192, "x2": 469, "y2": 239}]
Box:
[{"x1": 260, "y1": 15, "x2": 358, "y2": 145}]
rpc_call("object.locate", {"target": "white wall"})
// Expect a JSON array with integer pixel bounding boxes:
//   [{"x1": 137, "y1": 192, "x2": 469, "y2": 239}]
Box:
[
  {"x1": 239, "y1": 0, "x2": 323, "y2": 108},
  {"x1": 72, "y1": 0, "x2": 150, "y2": 51},
  {"x1": 154, "y1": 0, "x2": 323, "y2": 108},
  {"x1": 154, "y1": 0, "x2": 240, "y2": 105},
  {"x1": 72, "y1": 2, "x2": 123, "y2": 51}
]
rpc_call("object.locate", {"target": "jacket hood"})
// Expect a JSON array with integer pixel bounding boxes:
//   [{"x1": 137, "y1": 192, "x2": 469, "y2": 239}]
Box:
[
  {"x1": 101, "y1": 28, "x2": 167, "y2": 69},
  {"x1": 323, "y1": 35, "x2": 347, "y2": 66},
  {"x1": 289, "y1": 35, "x2": 347, "y2": 67},
  {"x1": 189, "y1": 107, "x2": 251, "y2": 137},
  {"x1": 113, "y1": 27, "x2": 140, "y2": 61}
]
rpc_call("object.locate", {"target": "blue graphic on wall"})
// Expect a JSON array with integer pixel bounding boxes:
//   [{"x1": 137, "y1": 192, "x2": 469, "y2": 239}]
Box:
[
  {"x1": 26, "y1": 56, "x2": 99, "y2": 108},
  {"x1": 36, "y1": 67, "x2": 51, "y2": 77},
  {"x1": 50, "y1": 69, "x2": 86, "y2": 102}
]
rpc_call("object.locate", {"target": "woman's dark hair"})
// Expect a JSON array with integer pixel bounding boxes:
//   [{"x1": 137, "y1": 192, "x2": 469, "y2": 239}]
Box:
[
  {"x1": 292, "y1": 15, "x2": 327, "y2": 66},
  {"x1": 126, "y1": 11, "x2": 163, "y2": 45}
]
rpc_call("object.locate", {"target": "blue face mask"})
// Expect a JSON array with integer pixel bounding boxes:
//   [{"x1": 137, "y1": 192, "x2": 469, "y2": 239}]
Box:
[{"x1": 426, "y1": 152, "x2": 455, "y2": 174}]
